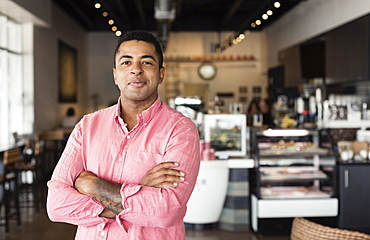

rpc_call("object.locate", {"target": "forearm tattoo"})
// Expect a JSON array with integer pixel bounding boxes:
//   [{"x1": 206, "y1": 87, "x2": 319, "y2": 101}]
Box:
[{"x1": 93, "y1": 178, "x2": 124, "y2": 215}]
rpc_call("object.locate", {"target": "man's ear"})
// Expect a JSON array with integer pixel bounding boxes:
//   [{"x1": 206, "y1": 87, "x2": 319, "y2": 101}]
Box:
[
  {"x1": 159, "y1": 67, "x2": 165, "y2": 84},
  {"x1": 113, "y1": 68, "x2": 117, "y2": 85}
]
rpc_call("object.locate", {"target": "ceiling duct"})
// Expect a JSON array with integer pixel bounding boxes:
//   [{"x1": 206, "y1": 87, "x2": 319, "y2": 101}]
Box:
[{"x1": 154, "y1": 0, "x2": 176, "y2": 51}]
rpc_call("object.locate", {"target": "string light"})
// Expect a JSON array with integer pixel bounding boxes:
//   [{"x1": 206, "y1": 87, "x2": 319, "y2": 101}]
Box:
[
  {"x1": 213, "y1": 1, "x2": 284, "y2": 52},
  {"x1": 274, "y1": 2, "x2": 281, "y2": 8},
  {"x1": 94, "y1": 2, "x2": 121, "y2": 37}
]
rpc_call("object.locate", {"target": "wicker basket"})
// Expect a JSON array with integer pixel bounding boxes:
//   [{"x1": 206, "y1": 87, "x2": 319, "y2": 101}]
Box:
[{"x1": 291, "y1": 217, "x2": 370, "y2": 240}]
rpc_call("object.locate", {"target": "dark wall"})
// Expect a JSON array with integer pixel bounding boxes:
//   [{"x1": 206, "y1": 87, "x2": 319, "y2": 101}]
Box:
[{"x1": 275, "y1": 14, "x2": 370, "y2": 97}]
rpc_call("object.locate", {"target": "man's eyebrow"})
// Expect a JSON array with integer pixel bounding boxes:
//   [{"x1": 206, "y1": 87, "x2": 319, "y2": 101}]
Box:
[
  {"x1": 141, "y1": 55, "x2": 157, "y2": 62},
  {"x1": 118, "y1": 55, "x2": 157, "y2": 62},
  {"x1": 118, "y1": 55, "x2": 132, "y2": 61}
]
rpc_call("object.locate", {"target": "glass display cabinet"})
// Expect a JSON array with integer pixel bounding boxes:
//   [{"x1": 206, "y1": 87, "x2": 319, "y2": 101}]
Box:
[
  {"x1": 250, "y1": 128, "x2": 338, "y2": 234},
  {"x1": 203, "y1": 114, "x2": 247, "y2": 159}
]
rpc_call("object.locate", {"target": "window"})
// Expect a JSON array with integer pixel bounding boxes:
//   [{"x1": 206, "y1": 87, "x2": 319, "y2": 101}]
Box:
[{"x1": 0, "y1": 15, "x2": 32, "y2": 145}]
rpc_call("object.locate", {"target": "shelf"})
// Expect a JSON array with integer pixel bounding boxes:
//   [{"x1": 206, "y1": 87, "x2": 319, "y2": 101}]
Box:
[
  {"x1": 260, "y1": 166, "x2": 328, "y2": 182},
  {"x1": 260, "y1": 186, "x2": 331, "y2": 199},
  {"x1": 259, "y1": 148, "x2": 328, "y2": 157},
  {"x1": 322, "y1": 120, "x2": 370, "y2": 129},
  {"x1": 252, "y1": 194, "x2": 338, "y2": 219}
]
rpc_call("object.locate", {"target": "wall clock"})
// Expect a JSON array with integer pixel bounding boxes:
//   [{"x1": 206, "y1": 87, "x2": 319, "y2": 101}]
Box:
[{"x1": 198, "y1": 62, "x2": 217, "y2": 80}]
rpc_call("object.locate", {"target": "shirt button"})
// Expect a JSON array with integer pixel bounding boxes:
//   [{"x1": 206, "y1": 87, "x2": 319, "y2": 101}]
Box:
[
  {"x1": 97, "y1": 223, "x2": 104, "y2": 231},
  {"x1": 101, "y1": 231, "x2": 106, "y2": 236},
  {"x1": 126, "y1": 135, "x2": 130, "y2": 139},
  {"x1": 118, "y1": 157, "x2": 123, "y2": 162},
  {"x1": 92, "y1": 212, "x2": 97, "y2": 217},
  {"x1": 126, "y1": 208, "x2": 130, "y2": 212},
  {"x1": 144, "y1": 123, "x2": 147, "y2": 126}
]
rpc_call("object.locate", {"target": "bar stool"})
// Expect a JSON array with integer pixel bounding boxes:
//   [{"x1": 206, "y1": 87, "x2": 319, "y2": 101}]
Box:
[
  {"x1": 18, "y1": 136, "x2": 41, "y2": 213},
  {"x1": 39, "y1": 130, "x2": 65, "y2": 183},
  {"x1": 0, "y1": 148, "x2": 22, "y2": 233}
]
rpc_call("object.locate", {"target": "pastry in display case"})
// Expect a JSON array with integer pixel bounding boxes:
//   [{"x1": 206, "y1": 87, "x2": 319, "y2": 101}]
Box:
[{"x1": 250, "y1": 128, "x2": 338, "y2": 234}]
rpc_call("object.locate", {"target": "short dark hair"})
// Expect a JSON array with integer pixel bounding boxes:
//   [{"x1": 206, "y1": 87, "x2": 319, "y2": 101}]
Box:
[{"x1": 113, "y1": 30, "x2": 163, "y2": 69}]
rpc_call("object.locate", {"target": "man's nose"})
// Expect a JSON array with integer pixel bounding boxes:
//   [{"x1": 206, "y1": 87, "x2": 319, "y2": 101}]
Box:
[{"x1": 130, "y1": 62, "x2": 143, "y2": 75}]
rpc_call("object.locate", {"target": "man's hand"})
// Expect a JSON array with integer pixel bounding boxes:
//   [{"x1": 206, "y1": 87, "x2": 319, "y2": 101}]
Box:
[{"x1": 140, "y1": 162, "x2": 185, "y2": 188}]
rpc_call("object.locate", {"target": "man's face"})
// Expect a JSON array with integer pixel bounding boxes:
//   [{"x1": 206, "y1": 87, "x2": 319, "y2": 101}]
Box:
[{"x1": 113, "y1": 40, "x2": 164, "y2": 104}]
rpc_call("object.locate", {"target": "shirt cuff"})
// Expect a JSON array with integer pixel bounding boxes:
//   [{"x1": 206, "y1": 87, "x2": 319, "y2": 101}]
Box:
[{"x1": 115, "y1": 184, "x2": 142, "y2": 232}]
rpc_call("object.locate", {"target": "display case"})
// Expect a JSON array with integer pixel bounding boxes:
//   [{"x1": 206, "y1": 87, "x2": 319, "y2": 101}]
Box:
[
  {"x1": 250, "y1": 128, "x2": 338, "y2": 234},
  {"x1": 203, "y1": 114, "x2": 247, "y2": 159}
]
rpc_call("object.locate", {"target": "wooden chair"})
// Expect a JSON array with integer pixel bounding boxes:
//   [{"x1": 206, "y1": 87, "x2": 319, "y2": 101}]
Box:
[
  {"x1": 0, "y1": 148, "x2": 22, "y2": 233},
  {"x1": 291, "y1": 217, "x2": 370, "y2": 240}
]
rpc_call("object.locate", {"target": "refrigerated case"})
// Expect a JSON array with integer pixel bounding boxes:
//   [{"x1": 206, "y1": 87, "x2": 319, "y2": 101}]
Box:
[
  {"x1": 250, "y1": 128, "x2": 338, "y2": 234},
  {"x1": 338, "y1": 163, "x2": 370, "y2": 233}
]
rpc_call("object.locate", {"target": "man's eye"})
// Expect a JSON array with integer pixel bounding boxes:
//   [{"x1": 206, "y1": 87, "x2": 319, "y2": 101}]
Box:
[
  {"x1": 121, "y1": 61, "x2": 130, "y2": 65},
  {"x1": 143, "y1": 61, "x2": 152, "y2": 65}
]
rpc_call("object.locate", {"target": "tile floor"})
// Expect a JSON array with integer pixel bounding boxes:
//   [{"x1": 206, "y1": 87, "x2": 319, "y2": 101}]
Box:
[
  {"x1": 0, "y1": 186, "x2": 290, "y2": 240},
  {"x1": 0, "y1": 207, "x2": 290, "y2": 240}
]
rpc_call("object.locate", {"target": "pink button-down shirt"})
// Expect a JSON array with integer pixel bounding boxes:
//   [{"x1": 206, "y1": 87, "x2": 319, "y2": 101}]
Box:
[{"x1": 47, "y1": 98, "x2": 200, "y2": 240}]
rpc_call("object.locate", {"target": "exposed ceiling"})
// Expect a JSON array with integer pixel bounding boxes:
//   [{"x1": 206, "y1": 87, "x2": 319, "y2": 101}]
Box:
[{"x1": 53, "y1": 0, "x2": 304, "y2": 50}]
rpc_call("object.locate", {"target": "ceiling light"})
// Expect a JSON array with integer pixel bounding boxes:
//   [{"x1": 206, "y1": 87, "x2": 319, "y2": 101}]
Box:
[
  {"x1": 111, "y1": 26, "x2": 117, "y2": 31},
  {"x1": 267, "y1": 10, "x2": 273, "y2": 15},
  {"x1": 255, "y1": 20, "x2": 261, "y2": 25},
  {"x1": 115, "y1": 31, "x2": 122, "y2": 37},
  {"x1": 251, "y1": 22, "x2": 256, "y2": 28},
  {"x1": 108, "y1": 19, "x2": 114, "y2": 25},
  {"x1": 262, "y1": 14, "x2": 268, "y2": 20},
  {"x1": 274, "y1": 2, "x2": 281, "y2": 8},
  {"x1": 102, "y1": 12, "x2": 108, "y2": 17},
  {"x1": 233, "y1": 39, "x2": 238, "y2": 45},
  {"x1": 94, "y1": 3, "x2": 101, "y2": 9},
  {"x1": 239, "y1": 34, "x2": 245, "y2": 39}
]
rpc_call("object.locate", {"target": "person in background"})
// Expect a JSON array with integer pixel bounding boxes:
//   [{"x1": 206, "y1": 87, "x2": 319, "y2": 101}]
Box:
[
  {"x1": 246, "y1": 98, "x2": 261, "y2": 126},
  {"x1": 47, "y1": 30, "x2": 201, "y2": 240},
  {"x1": 61, "y1": 107, "x2": 78, "y2": 128},
  {"x1": 259, "y1": 98, "x2": 273, "y2": 127}
]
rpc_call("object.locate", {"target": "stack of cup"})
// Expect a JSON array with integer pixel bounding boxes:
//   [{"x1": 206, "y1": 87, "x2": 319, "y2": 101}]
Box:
[{"x1": 200, "y1": 140, "x2": 216, "y2": 161}]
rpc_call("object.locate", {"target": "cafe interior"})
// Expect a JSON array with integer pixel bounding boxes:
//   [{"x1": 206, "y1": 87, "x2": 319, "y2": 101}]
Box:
[{"x1": 1, "y1": 0, "x2": 370, "y2": 239}]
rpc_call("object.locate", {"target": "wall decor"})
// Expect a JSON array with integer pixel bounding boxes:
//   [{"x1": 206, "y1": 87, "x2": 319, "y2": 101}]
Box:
[
  {"x1": 239, "y1": 86, "x2": 248, "y2": 93},
  {"x1": 58, "y1": 40, "x2": 78, "y2": 103},
  {"x1": 252, "y1": 86, "x2": 261, "y2": 93}
]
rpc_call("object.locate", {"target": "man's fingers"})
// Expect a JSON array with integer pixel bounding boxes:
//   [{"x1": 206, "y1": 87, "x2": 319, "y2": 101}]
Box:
[
  {"x1": 142, "y1": 173, "x2": 185, "y2": 187},
  {"x1": 149, "y1": 161, "x2": 180, "y2": 172},
  {"x1": 139, "y1": 162, "x2": 186, "y2": 188}
]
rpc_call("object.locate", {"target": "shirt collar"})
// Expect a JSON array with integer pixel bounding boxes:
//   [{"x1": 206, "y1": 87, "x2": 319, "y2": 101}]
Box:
[{"x1": 114, "y1": 97, "x2": 163, "y2": 127}]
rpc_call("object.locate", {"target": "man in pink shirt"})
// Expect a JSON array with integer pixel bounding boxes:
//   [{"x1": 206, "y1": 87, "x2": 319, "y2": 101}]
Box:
[{"x1": 47, "y1": 31, "x2": 200, "y2": 240}]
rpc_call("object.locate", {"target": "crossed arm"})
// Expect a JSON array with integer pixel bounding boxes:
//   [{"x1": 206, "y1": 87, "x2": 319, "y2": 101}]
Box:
[{"x1": 74, "y1": 161, "x2": 186, "y2": 218}]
